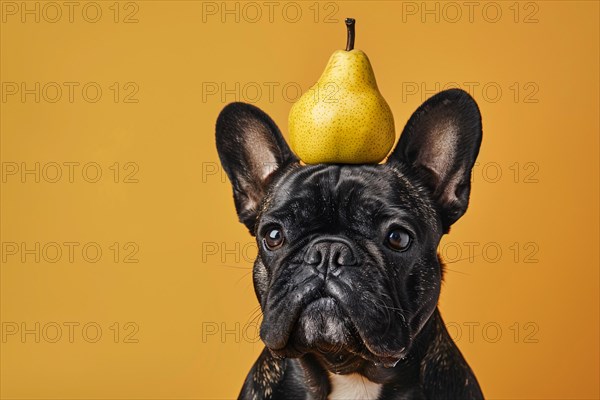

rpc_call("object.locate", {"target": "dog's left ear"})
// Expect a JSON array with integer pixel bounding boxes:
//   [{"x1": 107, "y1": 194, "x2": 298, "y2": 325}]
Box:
[
  {"x1": 216, "y1": 102, "x2": 298, "y2": 233},
  {"x1": 388, "y1": 89, "x2": 482, "y2": 231}
]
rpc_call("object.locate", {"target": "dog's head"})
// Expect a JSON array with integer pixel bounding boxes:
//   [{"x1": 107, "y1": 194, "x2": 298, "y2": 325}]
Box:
[{"x1": 216, "y1": 89, "x2": 481, "y2": 370}]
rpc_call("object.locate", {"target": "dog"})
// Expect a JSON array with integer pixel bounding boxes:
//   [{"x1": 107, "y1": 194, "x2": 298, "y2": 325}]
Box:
[{"x1": 215, "y1": 88, "x2": 484, "y2": 399}]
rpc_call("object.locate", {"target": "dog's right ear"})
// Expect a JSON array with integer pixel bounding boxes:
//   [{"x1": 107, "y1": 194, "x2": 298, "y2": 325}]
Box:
[
  {"x1": 216, "y1": 102, "x2": 298, "y2": 234},
  {"x1": 387, "y1": 89, "x2": 482, "y2": 232}
]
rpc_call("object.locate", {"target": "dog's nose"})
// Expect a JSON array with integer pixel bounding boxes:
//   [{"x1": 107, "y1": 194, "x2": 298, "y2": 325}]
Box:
[{"x1": 304, "y1": 237, "x2": 357, "y2": 271}]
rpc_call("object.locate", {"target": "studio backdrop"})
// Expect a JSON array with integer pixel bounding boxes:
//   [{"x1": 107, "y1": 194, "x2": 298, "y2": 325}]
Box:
[{"x1": 1, "y1": 1, "x2": 598, "y2": 399}]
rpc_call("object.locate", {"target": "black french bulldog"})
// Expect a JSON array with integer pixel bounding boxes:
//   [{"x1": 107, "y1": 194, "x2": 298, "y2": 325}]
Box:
[{"x1": 215, "y1": 89, "x2": 484, "y2": 399}]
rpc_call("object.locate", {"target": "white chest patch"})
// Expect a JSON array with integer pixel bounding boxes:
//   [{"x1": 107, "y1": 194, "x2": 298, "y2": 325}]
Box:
[{"x1": 328, "y1": 373, "x2": 382, "y2": 400}]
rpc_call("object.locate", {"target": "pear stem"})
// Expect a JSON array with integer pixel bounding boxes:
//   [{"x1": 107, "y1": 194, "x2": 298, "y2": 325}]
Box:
[{"x1": 345, "y1": 18, "x2": 355, "y2": 51}]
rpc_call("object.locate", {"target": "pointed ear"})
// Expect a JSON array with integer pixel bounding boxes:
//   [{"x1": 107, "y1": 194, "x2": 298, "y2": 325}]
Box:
[
  {"x1": 388, "y1": 89, "x2": 482, "y2": 231},
  {"x1": 216, "y1": 102, "x2": 298, "y2": 233}
]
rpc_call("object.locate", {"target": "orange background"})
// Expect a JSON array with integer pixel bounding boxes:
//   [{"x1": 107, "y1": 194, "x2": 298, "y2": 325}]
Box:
[{"x1": 1, "y1": 1, "x2": 598, "y2": 399}]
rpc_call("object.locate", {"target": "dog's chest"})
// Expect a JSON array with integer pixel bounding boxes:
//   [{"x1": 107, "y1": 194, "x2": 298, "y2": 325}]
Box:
[{"x1": 328, "y1": 373, "x2": 382, "y2": 400}]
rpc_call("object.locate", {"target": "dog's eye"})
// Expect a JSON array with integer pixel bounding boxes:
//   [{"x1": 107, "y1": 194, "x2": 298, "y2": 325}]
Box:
[
  {"x1": 264, "y1": 227, "x2": 285, "y2": 250},
  {"x1": 386, "y1": 228, "x2": 411, "y2": 251}
]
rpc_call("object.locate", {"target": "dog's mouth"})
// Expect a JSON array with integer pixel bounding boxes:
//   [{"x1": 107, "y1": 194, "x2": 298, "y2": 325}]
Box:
[
  {"x1": 262, "y1": 294, "x2": 409, "y2": 369},
  {"x1": 292, "y1": 297, "x2": 355, "y2": 350},
  {"x1": 266, "y1": 296, "x2": 361, "y2": 362}
]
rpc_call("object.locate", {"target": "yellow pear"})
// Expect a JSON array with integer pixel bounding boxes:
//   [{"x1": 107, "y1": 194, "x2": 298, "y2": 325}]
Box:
[{"x1": 289, "y1": 18, "x2": 395, "y2": 164}]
